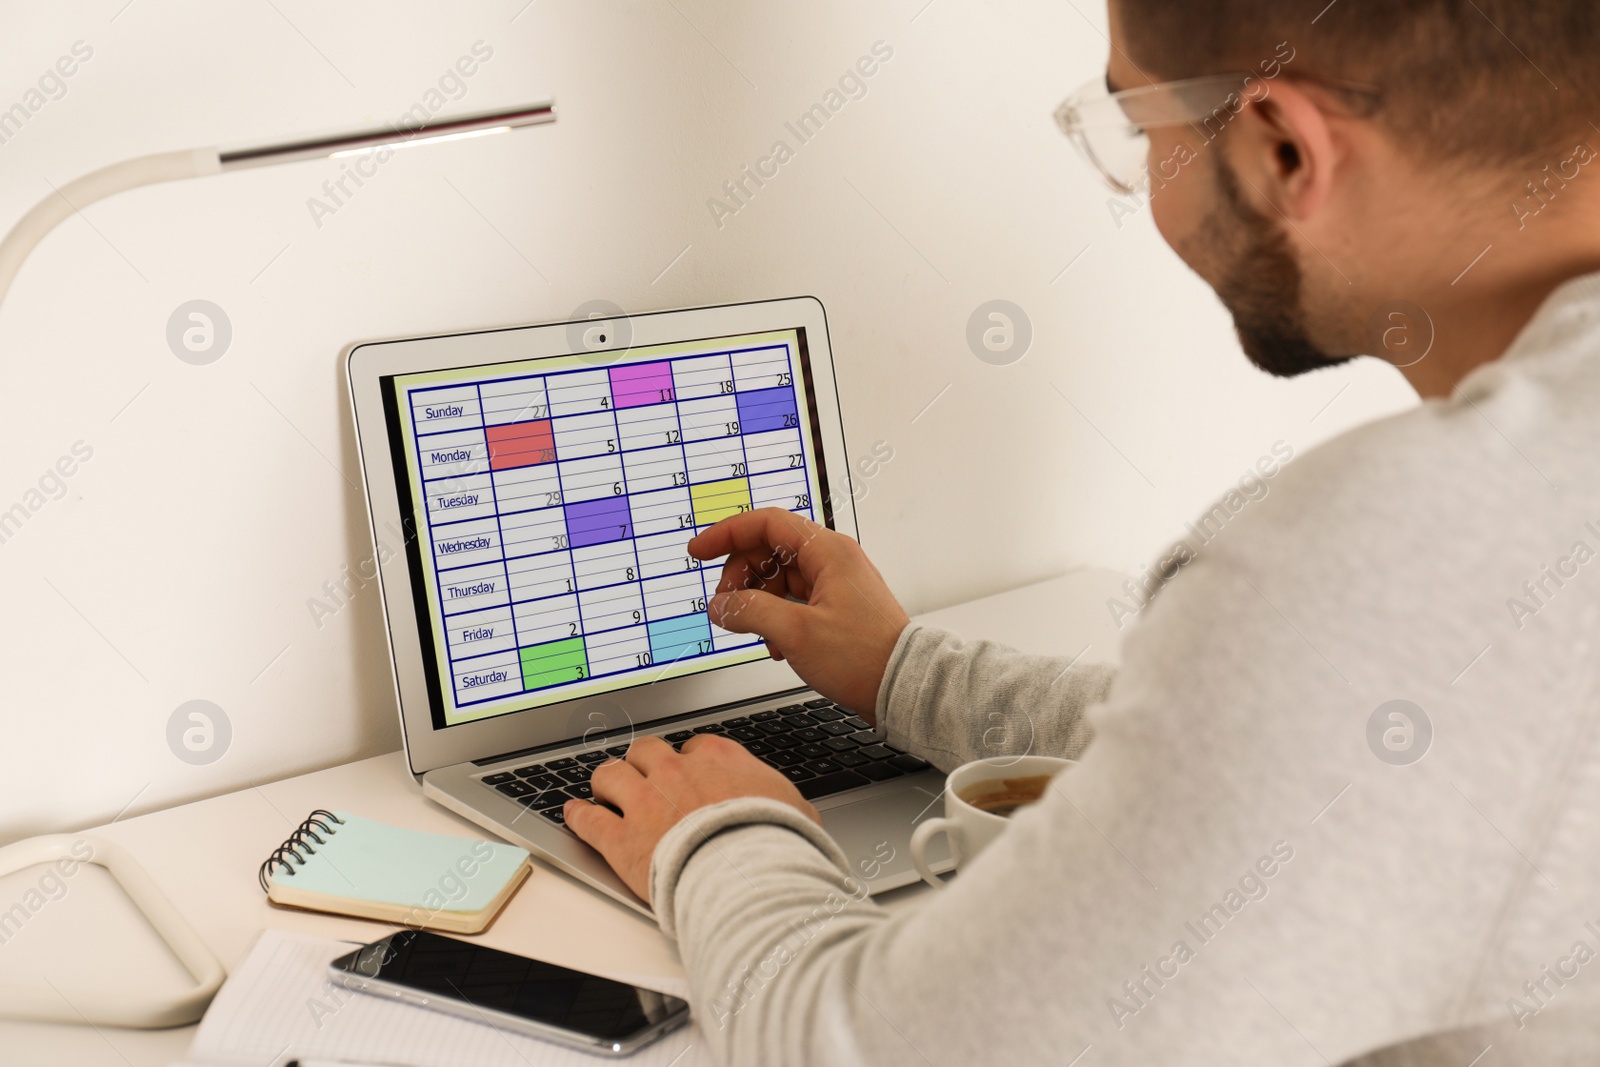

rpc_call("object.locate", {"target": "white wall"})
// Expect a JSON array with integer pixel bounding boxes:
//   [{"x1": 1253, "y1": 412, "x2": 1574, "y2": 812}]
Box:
[{"x1": 0, "y1": 0, "x2": 1414, "y2": 843}]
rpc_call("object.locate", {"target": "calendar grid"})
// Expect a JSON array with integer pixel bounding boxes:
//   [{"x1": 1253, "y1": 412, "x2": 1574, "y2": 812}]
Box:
[
  {"x1": 406, "y1": 341, "x2": 816, "y2": 711},
  {"x1": 471, "y1": 381, "x2": 522, "y2": 664}
]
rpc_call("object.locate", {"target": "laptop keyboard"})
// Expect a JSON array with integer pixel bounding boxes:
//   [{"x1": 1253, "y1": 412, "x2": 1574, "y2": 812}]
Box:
[{"x1": 479, "y1": 698, "x2": 931, "y2": 831}]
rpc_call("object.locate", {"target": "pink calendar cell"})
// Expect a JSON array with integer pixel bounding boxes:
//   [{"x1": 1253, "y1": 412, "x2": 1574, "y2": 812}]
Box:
[{"x1": 608, "y1": 361, "x2": 676, "y2": 409}]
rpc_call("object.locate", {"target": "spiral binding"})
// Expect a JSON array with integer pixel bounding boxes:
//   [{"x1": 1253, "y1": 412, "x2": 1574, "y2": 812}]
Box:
[{"x1": 257, "y1": 810, "x2": 344, "y2": 893}]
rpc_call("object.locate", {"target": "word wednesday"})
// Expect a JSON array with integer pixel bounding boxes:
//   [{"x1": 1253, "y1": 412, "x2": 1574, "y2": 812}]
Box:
[{"x1": 707, "y1": 40, "x2": 895, "y2": 229}]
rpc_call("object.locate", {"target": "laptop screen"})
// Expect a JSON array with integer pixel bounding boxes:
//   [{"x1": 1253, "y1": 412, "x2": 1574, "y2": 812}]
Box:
[{"x1": 380, "y1": 327, "x2": 832, "y2": 729}]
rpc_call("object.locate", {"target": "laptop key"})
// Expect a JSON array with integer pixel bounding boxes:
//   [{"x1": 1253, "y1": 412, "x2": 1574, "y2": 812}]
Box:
[
  {"x1": 768, "y1": 733, "x2": 802, "y2": 749},
  {"x1": 797, "y1": 769, "x2": 873, "y2": 800},
  {"x1": 792, "y1": 727, "x2": 826, "y2": 743},
  {"x1": 568, "y1": 782, "x2": 594, "y2": 800},
  {"x1": 844, "y1": 716, "x2": 871, "y2": 731},
  {"x1": 822, "y1": 736, "x2": 858, "y2": 753},
  {"x1": 810, "y1": 707, "x2": 847, "y2": 723},
  {"x1": 723, "y1": 716, "x2": 752, "y2": 728},
  {"x1": 796, "y1": 743, "x2": 830, "y2": 760},
  {"x1": 495, "y1": 780, "x2": 534, "y2": 797},
  {"x1": 665, "y1": 730, "x2": 694, "y2": 743},
  {"x1": 728, "y1": 726, "x2": 763, "y2": 742},
  {"x1": 576, "y1": 750, "x2": 609, "y2": 765},
  {"x1": 540, "y1": 806, "x2": 568, "y2": 826},
  {"x1": 820, "y1": 720, "x2": 857, "y2": 737},
  {"x1": 833, "y1": 750, "x2": 870, "y2": 768},
  {"x1": 521, "y1": 772, "x2": 564, "y2": 791},
  {"x1": 526, "y1": 787, "x2": 571, "y2": 809},
  {"x1": 804, "y1": 698, "x2": 833, "y2": 709},
  {"x1": 558, "y1": 766, "x2": 591, "y2": 783},
  {"x1": 750, "y1": 710, "x2": 782, "y2": 722},
  {"x1": 858, "y1": 761, "x2": 904, "y2": 782},
  {"x1": 692, "y1": 722, "x2": 726, "y2": 733},
  {"x1": 802, "y1": 758, "x2": 842, "y2": 775},
  {"x1": 484, "y1": 772, "x2": 517, "y2": 785},
  {"x1": 858, "y1": 745, "x2": 896, "y2": 761},
  {"x1": 547, "y1": 757, "x2": 579, "y2": 770},
  {"x1": 889, "y1": 754, "x2": 931, "y2": 773},
  {"x1": 767, "y1": 750, "x2": 805, "y2": 767},
  {"x1": 776, "y1": 704, "x2": 807, "y2": 714},
  {"x1": 779, "y1": 766, "x2": 816, "y2": 783},
  {"x1": 606, "y1": 744, "x2": 631, "y2": 757},
  {"x1": 744, "y1": 740, "x2": 775, "y2": 756},
  {"x1": 850, "y1": 731, "x2": 881, "y2": 746},
  {"x1": 754, "y1": 721, "x2": 789, "y2": 736},
  {"x1": 781, "y1": 712, "x2": 818, "y2": 727},
  {"x1": 515, "y1": 765, "x2": 550, "y2": 778}
]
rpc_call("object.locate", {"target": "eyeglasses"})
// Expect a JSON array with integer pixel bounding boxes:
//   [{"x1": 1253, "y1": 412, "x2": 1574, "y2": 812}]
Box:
[{"x1": 1054, "y1": 73, "x2": 1381, "y2": 195}]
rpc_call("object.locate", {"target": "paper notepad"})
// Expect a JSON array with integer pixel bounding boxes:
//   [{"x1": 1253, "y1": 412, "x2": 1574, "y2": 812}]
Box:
[
  {"x1": 257, "y1": 811, "x2": 531, "y2": 933},
  {"x1": 178, "y1": 929, "x2": 702, "y2": 1067}
]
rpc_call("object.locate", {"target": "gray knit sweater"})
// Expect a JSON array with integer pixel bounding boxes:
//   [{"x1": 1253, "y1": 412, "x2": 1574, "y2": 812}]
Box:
[{"x1": 648, "y1": 272, "x2": 1600, "y2": 1065}]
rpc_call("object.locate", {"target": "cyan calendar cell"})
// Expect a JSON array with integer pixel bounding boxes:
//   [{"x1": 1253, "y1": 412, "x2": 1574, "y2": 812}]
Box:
[{"x1": 648, "y1": 613, "x2": 714, "y2": 663}]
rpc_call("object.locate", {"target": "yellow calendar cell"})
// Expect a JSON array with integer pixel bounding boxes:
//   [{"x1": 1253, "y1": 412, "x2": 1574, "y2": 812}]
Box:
[{"x1": 691, "y1": 477, "x2": 753, "y2": 526}]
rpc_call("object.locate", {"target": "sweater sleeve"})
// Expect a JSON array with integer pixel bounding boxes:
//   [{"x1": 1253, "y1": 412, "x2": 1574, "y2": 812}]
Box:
[{"x1": 873, "y1": 622, "x2": 1117, "y2": 770}]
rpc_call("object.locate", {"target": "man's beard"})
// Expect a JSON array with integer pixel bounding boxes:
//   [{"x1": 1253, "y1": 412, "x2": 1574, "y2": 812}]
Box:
[{"x1": 1202, "y1": 158, "x2": 1354, "y2": 379}]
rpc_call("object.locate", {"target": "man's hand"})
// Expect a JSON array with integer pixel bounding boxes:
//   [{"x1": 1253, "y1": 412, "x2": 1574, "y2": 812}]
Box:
[
  {"x1": 564, "y1": 735, "x2": 820, "y2": 903},
  {"x1": 689, "y1": 508, "x2": 910, "y2": 718}
]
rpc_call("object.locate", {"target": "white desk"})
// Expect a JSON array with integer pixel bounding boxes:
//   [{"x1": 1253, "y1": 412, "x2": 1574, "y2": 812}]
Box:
[{"x1": 0, "y1": 568, "x2": 1125, "y2": 1067}]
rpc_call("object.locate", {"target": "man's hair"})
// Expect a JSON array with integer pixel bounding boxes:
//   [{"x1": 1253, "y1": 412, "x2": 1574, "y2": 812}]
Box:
[{"x1": 1119, "y1": 1, "x2": 1599, "y2": 167}]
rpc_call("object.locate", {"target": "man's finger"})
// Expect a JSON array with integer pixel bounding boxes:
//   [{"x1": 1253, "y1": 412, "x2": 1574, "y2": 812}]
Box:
[
  {"x1": 679, "y1": 732, "x2": 745, "y2": 759},
  {"x1": 713, "y1": 551, "x2": 812, "y2": 602},
  {"x1": 624, "y1": 734, "x2": 678, "y2": 775},
  {"x1": 563, "y1": 799, "x2": 623, "y2": 852},
  {"x1": 711, "y1": 554, "x2": 776, "y2": 597},
  {"x1": 589, "y1": 756, "x2": 649, "y2": 810},
  {"x1": 709, "y1": 587, "x2": 807, "y2": 646},
  {"x1": 688, "y1": 508, "x2": 837, "y2": 585}
]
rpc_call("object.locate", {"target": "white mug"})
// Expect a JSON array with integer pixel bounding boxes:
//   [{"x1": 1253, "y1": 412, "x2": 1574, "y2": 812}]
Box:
[{"x1": 909, "y1": 755, "x2": 1074, "y2": 888}]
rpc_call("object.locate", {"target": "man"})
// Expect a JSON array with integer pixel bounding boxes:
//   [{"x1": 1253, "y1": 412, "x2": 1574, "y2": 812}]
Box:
[{"x1": 565, "y1": 1, "x2": 1600, "y2": 1062}]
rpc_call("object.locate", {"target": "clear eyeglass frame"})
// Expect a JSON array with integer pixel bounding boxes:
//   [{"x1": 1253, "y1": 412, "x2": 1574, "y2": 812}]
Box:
[{"x1": 1054, "y1": 73, "x2": 1381, "y2": 196}]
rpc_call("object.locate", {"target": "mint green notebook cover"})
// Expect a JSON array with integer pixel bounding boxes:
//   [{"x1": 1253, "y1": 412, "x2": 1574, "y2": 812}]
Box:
[{"x1": 269, "y1": 812, "x2": 529, "y2": 913}]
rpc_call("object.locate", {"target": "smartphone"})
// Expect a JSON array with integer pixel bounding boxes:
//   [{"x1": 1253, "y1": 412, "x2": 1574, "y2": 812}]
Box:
[{"x1": 328, "y1": 929, "x2": 691, "y2": 1057}]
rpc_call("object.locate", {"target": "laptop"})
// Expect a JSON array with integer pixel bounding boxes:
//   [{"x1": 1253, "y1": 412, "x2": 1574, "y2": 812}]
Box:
[{"x1": 346, "y1": 296, "x2": 952, "y2": 916}]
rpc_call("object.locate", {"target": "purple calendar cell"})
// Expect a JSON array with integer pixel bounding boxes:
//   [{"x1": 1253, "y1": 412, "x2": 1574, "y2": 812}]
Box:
[
  {"x1": 609, "y1": 361, "x2": 676, "y2": 409},
  {"x1": 564, "y1": 496, "x2": 632, "y2": 548},
  {"x1": 734, "y1": 386, "x2": 799, "y2": 434}
]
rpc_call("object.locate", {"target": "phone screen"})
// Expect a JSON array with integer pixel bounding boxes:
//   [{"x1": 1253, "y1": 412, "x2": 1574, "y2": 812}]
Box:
[{"x1": 331, "y1": 929, "x2": 687, "y2": 1042}]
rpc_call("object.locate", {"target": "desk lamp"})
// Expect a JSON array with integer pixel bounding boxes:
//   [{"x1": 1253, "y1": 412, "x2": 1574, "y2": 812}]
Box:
[
  {"x1": 0, "y1": 101, "x2": 555, "y2": 307},
  {"x1": 0, "y1": 100, "x2": 555, "y2": 1028}
]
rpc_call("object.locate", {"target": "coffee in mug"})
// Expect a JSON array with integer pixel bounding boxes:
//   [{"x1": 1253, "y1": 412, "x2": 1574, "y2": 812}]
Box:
[
  {"x1": 910, "y1": 755, "x2": 1075, "y2": 888},
  {"x1": 957, "y1": 774, "x2": 1053, "y2": 817}
]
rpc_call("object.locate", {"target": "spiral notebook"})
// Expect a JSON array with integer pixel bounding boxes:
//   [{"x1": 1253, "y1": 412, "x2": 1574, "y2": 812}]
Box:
[{"x1": 257, "y1": 811, "x2": 531, "y2": 934}]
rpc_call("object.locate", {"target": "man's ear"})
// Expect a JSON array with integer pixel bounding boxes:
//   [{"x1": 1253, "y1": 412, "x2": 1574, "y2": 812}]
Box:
[{"x1": 1228, "y1": 80, "x2": 1339, "y2": 221}]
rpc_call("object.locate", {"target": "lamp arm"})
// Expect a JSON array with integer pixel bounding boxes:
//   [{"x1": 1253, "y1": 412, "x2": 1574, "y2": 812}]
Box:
[{"x1": 0, "y1": 147, "x2": 220, "y2": 306}]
